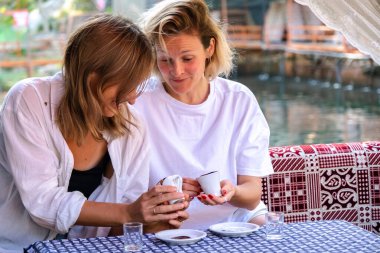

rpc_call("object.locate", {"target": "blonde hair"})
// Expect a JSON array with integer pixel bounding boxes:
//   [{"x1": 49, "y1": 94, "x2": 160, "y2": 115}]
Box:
[
  {"x1": 57, "y1": 14, "x2": 154, "y2": 144},
  {"x1": 139, "y1": 0, "x2": 234, "y2": 80}
]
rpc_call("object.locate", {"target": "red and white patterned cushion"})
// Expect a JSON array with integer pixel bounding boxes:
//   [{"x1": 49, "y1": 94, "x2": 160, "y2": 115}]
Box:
[{"x1": 263, "y1": 141, "x2": 380, "y2": 234}]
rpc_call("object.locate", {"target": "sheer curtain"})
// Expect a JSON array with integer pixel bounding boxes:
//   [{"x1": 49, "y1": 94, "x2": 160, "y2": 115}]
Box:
[{"x1": 295, "y1": 0, "x2": 380, "y2": 65}]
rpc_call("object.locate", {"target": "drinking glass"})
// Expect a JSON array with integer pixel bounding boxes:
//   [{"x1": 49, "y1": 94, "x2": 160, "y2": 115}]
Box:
[
  {"x1": 265, "y1": 212, "x2": 284, "y2": 240},
  {"x1": 123, "y1": 222, "x2": 143, "y2": 252}
]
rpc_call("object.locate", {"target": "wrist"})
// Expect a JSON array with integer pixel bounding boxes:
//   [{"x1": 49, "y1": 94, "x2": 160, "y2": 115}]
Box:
[
  {"x1": 226, "y1": 185, "x2": 241, "y2": 207},
  {"x1": 230, "y1": 185, "x2": 239, "y2": 201},
  {"x1": 120, "y1": 203, "x2": 132, "y2": 225}
]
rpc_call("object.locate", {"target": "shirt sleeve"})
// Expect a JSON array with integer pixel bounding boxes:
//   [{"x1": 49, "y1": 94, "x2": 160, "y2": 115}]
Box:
[
  {"x1": 236, "y1": 91, "x2": 274, "y2": 177},
  {"x1": 1, "y1": 84, "x2": 85, "y2": 233}
]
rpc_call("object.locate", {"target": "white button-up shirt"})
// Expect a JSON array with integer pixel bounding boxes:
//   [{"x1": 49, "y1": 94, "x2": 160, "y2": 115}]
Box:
[{"x1": 0, "y1": 73, "x2": 150, "y2": 252}]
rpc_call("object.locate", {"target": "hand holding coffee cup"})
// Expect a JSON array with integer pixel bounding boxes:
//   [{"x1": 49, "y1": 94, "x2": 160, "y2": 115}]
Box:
[
  {"x1": 197, "y1": 172, "x2": 235, "y2": 205},
  {"x1": 196, "y1": 171, "x2": 222, "y2": 196},
  {"x1": 161, "y1": 175, "x2": 185, "y2": 204},
  {"x1": 182, "y1": 177, "x2": 203, "y2": 201}
]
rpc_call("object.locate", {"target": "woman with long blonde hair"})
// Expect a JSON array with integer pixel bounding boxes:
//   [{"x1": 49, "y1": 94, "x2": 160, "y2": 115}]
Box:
[{"x1": 0, "y1": 14, "x2": 188, "y2": 252}]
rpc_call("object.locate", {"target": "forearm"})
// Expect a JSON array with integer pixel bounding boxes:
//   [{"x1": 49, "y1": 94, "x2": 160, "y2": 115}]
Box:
[
  {"x1": 229, "y1": 176, "x2": 262, "y2": 210},
  {"x1": 75, "y1": 201, "x2": 130, "y2": 227},
  {"x1": 75, "y1": 186, "x2": 187, "y2": 228}
]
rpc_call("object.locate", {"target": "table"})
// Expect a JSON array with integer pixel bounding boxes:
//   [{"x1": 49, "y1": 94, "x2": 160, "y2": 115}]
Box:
[{"x1": 26, "y1": 220, "x2": 380, "y2": 252}]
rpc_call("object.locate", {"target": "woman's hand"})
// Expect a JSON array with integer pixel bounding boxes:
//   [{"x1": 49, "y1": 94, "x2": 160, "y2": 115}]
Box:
[
  {"x1": 126, "y1": 185, "x2": 187, "y2": 224},
  {"x1": 110, "y1": 197, "x2": 190, "y2": 235},
  {"x1": 197, "y1": 179, "x2": 236, "y2": 206},
  {"x1": 142, "y1": 200, "x2": 190, "y2": 233},
  {"x1": 182, "y1": 177, "x2": 202, "y2": 201},
  {"x1": 143, "y1": 207, "x2": 189, "y2": 232},
  {"x1": 168, "y1": 204, "x2": 190, "y2": 226}
]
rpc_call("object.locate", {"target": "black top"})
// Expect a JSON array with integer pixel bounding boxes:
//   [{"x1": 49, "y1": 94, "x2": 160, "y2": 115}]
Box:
[{"x1": 68, "y1": 151, "x2": 110, "y2": 199}]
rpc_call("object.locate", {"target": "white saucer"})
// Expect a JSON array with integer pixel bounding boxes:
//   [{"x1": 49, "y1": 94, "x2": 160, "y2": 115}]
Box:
[
  {"x1": 155, "y1": 229, "x2": 207, "y2": 245},
  {"x1": 209, "y1": 222, "x2": 260, "y2": 237}
]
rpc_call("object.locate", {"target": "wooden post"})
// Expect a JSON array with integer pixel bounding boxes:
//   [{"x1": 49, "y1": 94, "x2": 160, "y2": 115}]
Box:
[{"x1": 220, "y1": 0, "x2": 228, "y2": 23}]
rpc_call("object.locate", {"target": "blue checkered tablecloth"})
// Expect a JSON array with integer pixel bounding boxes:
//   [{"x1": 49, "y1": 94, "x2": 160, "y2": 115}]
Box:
[{"x1": 26, "y1": 220, "x2": 380, "y2": 253}]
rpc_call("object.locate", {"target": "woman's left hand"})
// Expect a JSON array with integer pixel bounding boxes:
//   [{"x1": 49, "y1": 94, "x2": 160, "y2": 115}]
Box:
[
  {"x1": 168, "y1": 208, "x2": 189, "y2": 227},
  {"x1": 197, "y1": 179, "x2": 235, "y2": 206},
  {"x1": 143, "y1": 205, "x2": 189, "y2": 233}
]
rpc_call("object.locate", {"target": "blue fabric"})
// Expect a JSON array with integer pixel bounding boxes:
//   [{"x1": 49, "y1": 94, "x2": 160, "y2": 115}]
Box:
[{"x1": 26, "y1": 220, "x2": 380, "y2": 253}]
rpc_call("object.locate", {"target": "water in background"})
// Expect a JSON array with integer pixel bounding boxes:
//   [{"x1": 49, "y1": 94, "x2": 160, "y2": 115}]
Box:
[
  {"x1": 235, "y1": 75, "x2": 380, "y2": 147},
  {"x1": 1, "y1": 75, "x2": 379, "y2": 147}
]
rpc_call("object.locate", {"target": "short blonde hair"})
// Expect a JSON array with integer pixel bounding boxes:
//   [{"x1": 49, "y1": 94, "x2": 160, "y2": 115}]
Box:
[
  {"x1": 57, "y1": 14, "x2": 154, "y2": 144},
  {"x1": 139, "y1": 0, "x2": 234, "y2": 80}
]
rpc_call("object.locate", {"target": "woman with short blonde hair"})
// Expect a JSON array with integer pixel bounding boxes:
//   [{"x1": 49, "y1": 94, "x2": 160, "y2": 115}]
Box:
[
  {"x1": 140, "y1": 0, "x2": 234, "y2": 80},
  {"x1": 135, "y1": 0, "x2": 273, "y2": 230}
]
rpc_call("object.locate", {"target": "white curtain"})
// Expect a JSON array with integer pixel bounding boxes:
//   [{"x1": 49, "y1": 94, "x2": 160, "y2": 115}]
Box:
[{"x1": 295, "y1": 0, "x2": 380, "y2": 65}]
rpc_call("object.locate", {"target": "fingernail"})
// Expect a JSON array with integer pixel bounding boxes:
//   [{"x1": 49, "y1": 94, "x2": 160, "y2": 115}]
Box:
[
  {"x1": 201, "y1": 195, "x2": 207, "y2": 200},
  {"x1": 197, "y1": 196, "x2": 201, "y2": 200},
  {"x1": 222, "y1": 190, "x2": 227, "y2": 195},
  {"x1": 190, "y1": 196, "x2": 194, "y2": 200},
  {"x1": 208, "y1": 194, "x2": 213, "y2": 199}
]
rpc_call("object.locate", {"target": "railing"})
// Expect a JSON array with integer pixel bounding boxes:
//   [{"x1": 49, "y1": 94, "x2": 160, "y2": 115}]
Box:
[
  {"x1": 0, "y1": 38, "x2": 62, "y2": 76},
  {"x1": 0, "y1": 10, "x2": 63, "y2": 76},
  {"x1": 0, "y1": 14, "x2": 369, "y2": 77},
  {"x1": 286, "y1": 25, "x2": 360, "y2": 54},
  {"x1": 227, "y1": 25, "x2": 263, "y2": 50},
  {"x1": 225, "y1": 24, "x2": 366, "y2": 59},
  {"x1": 0, "y1": 12, "x2": 98, "y2": 77}
]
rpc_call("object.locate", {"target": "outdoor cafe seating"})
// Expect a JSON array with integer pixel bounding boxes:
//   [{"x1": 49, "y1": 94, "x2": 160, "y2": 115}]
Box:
[
  {"x1": 26, "y1": 140, "x2": 380, "y2": 252},
  {"x1": 264, "y1": 140, "x2": 380, "y2": 234}
]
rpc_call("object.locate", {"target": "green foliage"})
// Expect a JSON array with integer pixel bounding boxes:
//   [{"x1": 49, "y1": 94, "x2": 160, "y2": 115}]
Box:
[
  {"x1": 0, "y1": 68, "x2": 27, "y2": 92},
  {"x1": 0, "y1": 0, "x2": 36, "y2": 11},
  {"x1": 0, "y1": 15, "x2": 12, "y2": 26},
  {"x1": 72, "y1": 0, "x2": 98, "y2": 12},
  {"x1": 0, "y1": 23, "x2": 27, "y2": 43}
]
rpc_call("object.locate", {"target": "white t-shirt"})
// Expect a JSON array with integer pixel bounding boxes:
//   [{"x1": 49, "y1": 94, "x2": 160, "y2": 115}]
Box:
[
  {"x1": 134, "y1": 76, "x2": 273, "y2": 229},
  {"x1": 0, "y1": 73, "x2": 150, "y2": 252}
]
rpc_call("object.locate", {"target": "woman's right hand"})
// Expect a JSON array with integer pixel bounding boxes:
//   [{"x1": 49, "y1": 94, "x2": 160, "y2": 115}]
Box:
[{"x1": 126, "y1": 185, "x2": 187, "y2": 224}]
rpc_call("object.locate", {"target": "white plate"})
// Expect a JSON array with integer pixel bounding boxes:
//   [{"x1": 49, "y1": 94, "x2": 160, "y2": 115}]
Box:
[
  {"x1": 209, "y1": 222, "x2": 260, "y2": 237},
  {"x1": 155, "y1": 229, "x2": 207, "y2": 245}
]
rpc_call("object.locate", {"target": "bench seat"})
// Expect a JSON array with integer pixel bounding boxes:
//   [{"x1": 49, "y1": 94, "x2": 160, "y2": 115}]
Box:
[{"x1": 262, "y1": 141, "x2": 380, "y2": 234}]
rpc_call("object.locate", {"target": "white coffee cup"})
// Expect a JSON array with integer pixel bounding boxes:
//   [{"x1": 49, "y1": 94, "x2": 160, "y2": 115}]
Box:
[
  {"x1": 196, "y1": 171, "x2": 221, "y2": 196},
  {"x1": 161, "y1": 175, "x2": 184, "y2": 204}
]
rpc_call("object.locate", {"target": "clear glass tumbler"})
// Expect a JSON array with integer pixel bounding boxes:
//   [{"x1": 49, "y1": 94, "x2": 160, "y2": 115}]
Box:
[
  {"x1": 123, "y1": 222, "x2": 143, "y2": 252},
  {"x1": 265, "y1": 211, "x2": 284, "y2": 240}
]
